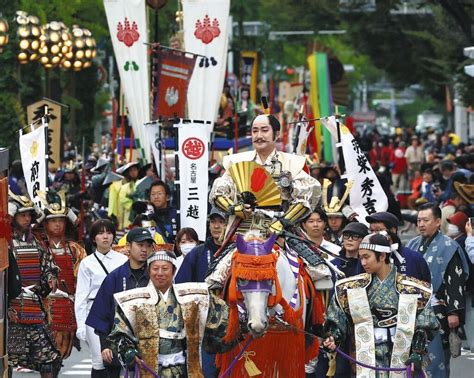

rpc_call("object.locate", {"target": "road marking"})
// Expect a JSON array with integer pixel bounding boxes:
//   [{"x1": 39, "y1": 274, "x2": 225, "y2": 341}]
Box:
[
  {"x1": 70, "y1": 364, "x2": 92, "y2": 369},
  {"x1": 62, "y1": 371, "x2": 91, "y2": 375}
]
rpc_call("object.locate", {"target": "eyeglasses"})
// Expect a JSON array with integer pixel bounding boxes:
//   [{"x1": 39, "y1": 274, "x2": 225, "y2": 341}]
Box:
[{"x1": 343, "y1": 233, "x2": 362, "y2": 240}]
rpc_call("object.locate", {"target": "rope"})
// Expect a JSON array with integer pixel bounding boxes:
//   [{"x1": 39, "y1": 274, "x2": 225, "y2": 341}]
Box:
[
  {"x1": 124, "y1": 359, "x2": 160, "y2": 378},
  {"x1": 273, "y1": 317, "x2": 422, "y2": 377},
  {"x1": 218, "y1": 335, "x2": 253, "y2": 378}
]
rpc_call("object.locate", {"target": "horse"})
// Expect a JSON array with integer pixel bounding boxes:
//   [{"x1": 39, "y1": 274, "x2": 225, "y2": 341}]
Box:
[{"x1": 217, "y1": 232, "x2": 325, "y2": 377}]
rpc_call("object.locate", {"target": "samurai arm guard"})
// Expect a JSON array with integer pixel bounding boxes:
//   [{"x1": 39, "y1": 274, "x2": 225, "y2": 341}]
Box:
[
  {"x1": 269, "y1": 202, "x2": 309, "y2": 234},
  {"x1": 216, "y1": 196, "x2": 250, "y2": 219}
]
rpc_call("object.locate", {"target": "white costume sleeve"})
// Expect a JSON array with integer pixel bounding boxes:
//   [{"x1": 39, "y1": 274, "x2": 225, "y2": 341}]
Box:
[
  {"x1": 209, "y1": 171, "x2": 237, "y2": 206},
  {"x1": 74, "y1": 258, "x2": 92, "y2": 333},
  {"x1": 291, "y1": 170, "x2": 321, "y2": 210}
]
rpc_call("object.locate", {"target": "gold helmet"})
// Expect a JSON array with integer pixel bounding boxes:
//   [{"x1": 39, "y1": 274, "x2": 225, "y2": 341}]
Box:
[{"x1": 8, "y1": 190, "x2": 35, "y2": 217}]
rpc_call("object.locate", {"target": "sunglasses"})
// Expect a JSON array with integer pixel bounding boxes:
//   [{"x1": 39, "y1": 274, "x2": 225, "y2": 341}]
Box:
[{"x1": 343, "y1": 233, "x2": 362, "y2": 240}]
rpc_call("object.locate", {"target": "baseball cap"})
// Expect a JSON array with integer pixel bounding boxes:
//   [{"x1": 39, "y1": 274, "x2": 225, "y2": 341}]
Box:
[
  {"x1": 208, "y1": 207, "x2": 227, "y2": 220},
  {"x1": 126, "y1": 227, "x2": 156, "y2": 243}
]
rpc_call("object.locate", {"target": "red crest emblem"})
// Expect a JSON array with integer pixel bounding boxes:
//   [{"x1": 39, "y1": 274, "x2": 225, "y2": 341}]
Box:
[
  {"x1": 182, "y1": 138, "x2": 205, "y2": 160},
  {"x1": 194, "y1": 15, "x2": 221, "y2": 44},
  {"x1": 117, "y1": 17, "x2": 140, "y2": 47}
]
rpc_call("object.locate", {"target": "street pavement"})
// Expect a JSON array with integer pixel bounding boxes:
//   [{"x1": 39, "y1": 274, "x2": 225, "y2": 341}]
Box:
[{"x1": 11, "y1": 343, "x2": 474, "y2": 377}]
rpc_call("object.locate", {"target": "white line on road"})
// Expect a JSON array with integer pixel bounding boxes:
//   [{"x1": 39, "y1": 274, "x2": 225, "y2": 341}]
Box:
[{"x1": 62, "y1": 371, "x2": 91, "y2": 375}]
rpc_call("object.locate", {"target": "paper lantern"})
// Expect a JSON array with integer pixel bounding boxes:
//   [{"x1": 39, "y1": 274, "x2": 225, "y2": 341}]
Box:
[
  {"x1": 16, "y1": 11, "x2": 43, "y2": 63},
  {"x1": 39, "y1": 21, "x2": 72, "y2": 69},
  {"x1": 0, "y1": 15, "x2": 8, "y2": 52},
  {"x1": 61, "y1": 25, "x2": 96, "y2": 71}
]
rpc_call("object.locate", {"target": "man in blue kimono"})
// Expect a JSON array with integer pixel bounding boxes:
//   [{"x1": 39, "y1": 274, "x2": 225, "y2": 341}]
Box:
[
  {"x1": 407, "y1": 202, "x2": 469, "y2": 378},
  {"x1": 366, "y1": 211, "x2": 431, "y2": 282},
  {"x1": 324, "y1": 233, "x2": 439, "y2": 377},
  {"x1": 86, "y1": 228, "x2": 154, "y2": 377}
]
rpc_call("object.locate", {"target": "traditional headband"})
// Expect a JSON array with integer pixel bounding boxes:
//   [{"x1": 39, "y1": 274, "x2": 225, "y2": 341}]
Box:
[
  {"x1": 147, "y1": 247, "x2": 176, "y2": 267},
  {"x1": 359, "y1": 243, "x2": 391, "y2": 253}
]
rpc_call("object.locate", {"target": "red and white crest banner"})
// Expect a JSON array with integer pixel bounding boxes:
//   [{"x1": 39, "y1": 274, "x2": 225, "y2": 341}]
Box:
[
  {"x1": 177, "y1": 120, "x2": 211, "y2": 240},
  {"x1": 104, "y1": 0, "x2": 151, "y2": 162},
  {"x1": 182, "y1": 0, "x2": 230, "y2": 127},
  {"x1": 153, "y1": 49, "x2": 196, "y2": 118}
]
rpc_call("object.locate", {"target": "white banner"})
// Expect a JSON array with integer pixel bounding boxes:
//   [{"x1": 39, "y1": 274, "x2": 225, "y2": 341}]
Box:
[
  {"x1": 104, "y1": 0, "x2": 151, "y2": 162},
  {"x1": 321, "y1": 116, "x2": 388, "y2": 224},
  {"x1": 19, "y1": 125, "x2": 47, "y2": 209},
  {"x1": 144, "y1": 122, "x2": 165, "y2": 180},
  {"x1": 177, "y1": 120, "x2": 210, "y2": 240},
  {"x1": 183, "y1": 0, "x2": 230, "y2": 127}
]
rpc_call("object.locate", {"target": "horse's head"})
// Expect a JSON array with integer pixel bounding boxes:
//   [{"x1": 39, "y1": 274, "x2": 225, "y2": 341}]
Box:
[{"x1": 233, "y1": 232, "x2": 277, "y2": 338}]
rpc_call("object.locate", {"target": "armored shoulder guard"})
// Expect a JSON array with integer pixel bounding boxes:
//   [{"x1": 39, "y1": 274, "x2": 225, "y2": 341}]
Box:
[
  {"x1": 396, "y1": 274, "x2": 432, "y2": 311},
  {"x1": 334, "y1": 273, "x2": 371, "y2": 314},
  {"x1": 174, "y1": 282, "x2": 209, "y2": 298},
  {"x1": 114, "y1": 287, "x2": 151, "y2": 305},
  {"x1": 285, "y1": 236, "x2": 326, "y2": 267}
]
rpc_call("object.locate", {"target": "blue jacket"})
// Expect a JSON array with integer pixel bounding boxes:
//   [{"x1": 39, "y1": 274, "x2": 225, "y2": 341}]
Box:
[
  {"x1": 175, "y1": 237, "x2": 219, "y2": 283},
  {"x1": 394, "y1": 246, "x2": 431, "y2": 283},
  {"x1": 86, "y1": 261, "x2": 149, "y2": 335}
]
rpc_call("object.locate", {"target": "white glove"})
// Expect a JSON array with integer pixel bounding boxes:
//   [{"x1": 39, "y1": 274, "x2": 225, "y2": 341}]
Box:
[{"x1": 76, "y1": 326, "x2": 87, "y2": 341}]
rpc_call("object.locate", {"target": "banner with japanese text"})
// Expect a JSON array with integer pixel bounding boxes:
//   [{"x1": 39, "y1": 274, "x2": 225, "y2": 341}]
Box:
[
  {"x1": 182, "y1": 0, "x2": 230, "y2": 127},
  {"x1": 177, "y1": 120, "x2": 210, "y2": 240},
  {"x1": 104, "y1": 0, "x2": 151, "y2": 162},
  {"x1": 19, "y1": 125, "x2": 48, "y2": 210},
  {"x1": 321, "y1": 116, "x2": 388, "y2": 224},
  {"x1": 27, "y1": 99, "x2": 61, "y2": 170},
  {"x1": 154, "y1": 48, "x2": 196, "y2": 118}
]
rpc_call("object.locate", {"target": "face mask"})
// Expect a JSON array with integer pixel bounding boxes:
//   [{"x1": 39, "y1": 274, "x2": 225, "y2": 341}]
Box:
[
  {"x1": 447, "y1": 224, "x2": 460, "y2": 237},
  {"x1": 180, "y1": 243, "x2": 197, "y2": 256}
]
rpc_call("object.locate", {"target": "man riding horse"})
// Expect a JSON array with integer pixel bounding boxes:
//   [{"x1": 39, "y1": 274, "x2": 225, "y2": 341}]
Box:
[{"x1": 207, "y1": 114, "x2": 330, "y2": 376}]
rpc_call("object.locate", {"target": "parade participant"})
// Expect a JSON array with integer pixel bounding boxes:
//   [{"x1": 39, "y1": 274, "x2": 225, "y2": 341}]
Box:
[
  {"x1": 335, "y1": 222, "x2": 369, "y2": 277},
  {"x1": 323, "y1": 233, "x2": 439, "y2": 377},
  {"x1": 107, "y1": 248, "x2": 232, "y2": 377},
  {"x1": 7, "y1": 192, "x2": 62, "y2": 377},
  {"x1": 116, "y1": 214, "x2": 165, "y2": 246},
  {"x1": 35, "y1": 192, "x2": 87, "y2": 360},
  {"x1": 173, "y1": 227, "x2": 199, "y2": 275},
  {"x1": 115, "y1": 161, "x2": 140, "y2": 229},
  {"x1": 210, "y1": 113, "x2": 321, "y2": 236},
  {"x1": 147, "y1": 180, "x2": 178, "y2": 243},
  {"x1": 86, "y1": 227, "x2": 155, "y2": 378},
  {"x1": 314, "y1": 221, "x2": 368, "y2": 378},
  {"x1": 464, "y1": 219, "x2": 474, "y2": 352},
  {"x1": 366, "y1": 211, "x2": 431, "y2": 282},
  {"x1": 407, "y1": 202, "x2": 469, "y2": 377},
  {"x1": 175, "y1": 209, "x2": 227, "y2": 378},
  {"x1": 52, "y1": 160, "x2": 82, "y2": 210},
  {"x1": 326, "y1": 213, "x2": 346, "y2": 246},
  {"x1": 176, "y1": 207, "x2": 227, "y2": 283},
  {"x1": 300, "y1": 207, "x2": 341, "y2": 258},
  {"x1": 75, "y1": 219, "x2": 128, "y2": 377}
]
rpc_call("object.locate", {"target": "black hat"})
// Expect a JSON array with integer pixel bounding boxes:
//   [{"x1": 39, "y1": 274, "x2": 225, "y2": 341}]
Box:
[
  {"x1": 365, "y1": 212, "x2": 400, "y2": 229},
  {"x1": 126, "y1": 227, "x2": 155, "y2": 243},
  {"x1": 342, "y1": 222, "x2": 369, "y2": 237}
]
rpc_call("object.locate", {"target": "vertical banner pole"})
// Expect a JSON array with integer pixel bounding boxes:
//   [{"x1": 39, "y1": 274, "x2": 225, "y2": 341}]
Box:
[
  {"x1": 174, "y1": 121, "x2": 181, "y2": 231},
  {"x1": 42, "y1": 105, "x2": 49, "y2": 191},
  {"x1": 129, "y1": 128, "x2": 134, "y2": 162},
  {"x1": 111, "y1": 99, "x2": 118, "y2": 170},
  {"x1": 158, "y1": 121, "x2": 163, "y2": 179},
  {"x1": 233, "y1": 113, "x2": 239, "y2": 153}
]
